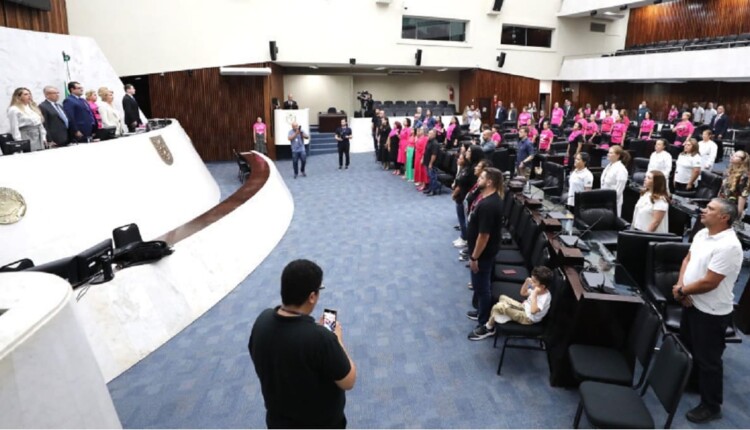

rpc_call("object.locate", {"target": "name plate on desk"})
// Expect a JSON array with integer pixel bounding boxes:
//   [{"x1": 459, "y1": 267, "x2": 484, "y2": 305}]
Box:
[
  {"x1": 541, "y1": 218, "x2": 562, "y2": 231},
  {"x1": 524, "y1": 199, "x2": 542, "y2": 210},
  {"x1": 560, "y1": 246, "x2": 584, "y2": 266}
]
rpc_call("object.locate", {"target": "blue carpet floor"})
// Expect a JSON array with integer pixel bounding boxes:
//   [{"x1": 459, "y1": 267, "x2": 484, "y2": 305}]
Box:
[{"x1": 108, "y1": 152, "x2": 750, "y2": 428}]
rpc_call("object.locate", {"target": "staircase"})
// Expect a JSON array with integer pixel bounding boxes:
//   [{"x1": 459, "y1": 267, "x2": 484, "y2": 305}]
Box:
[{"x1": 308, "y1": 125, "x2": 338, "y2": 155}]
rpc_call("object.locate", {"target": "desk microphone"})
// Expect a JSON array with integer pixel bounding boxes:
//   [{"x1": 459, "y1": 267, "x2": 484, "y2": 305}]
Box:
[{"x1": 558, "y1": 215, "x2": 604, "y2": 249}]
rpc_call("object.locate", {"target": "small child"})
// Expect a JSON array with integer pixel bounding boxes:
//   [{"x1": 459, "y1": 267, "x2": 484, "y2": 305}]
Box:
[{"x1": 488, "y1": 266, "x2": 553, "y2": 330}]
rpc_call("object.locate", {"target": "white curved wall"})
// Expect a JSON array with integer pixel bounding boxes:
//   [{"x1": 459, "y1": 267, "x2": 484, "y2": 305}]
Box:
[
  {"x1": 0, "y1": 272, "x2": 121, "y2": 428},
  {"x1": 74, "y1": 153, "x2": 294, "y2": 381},
  {"x1": 0, "y1": 121, "x2": 220, "y2": 266}
]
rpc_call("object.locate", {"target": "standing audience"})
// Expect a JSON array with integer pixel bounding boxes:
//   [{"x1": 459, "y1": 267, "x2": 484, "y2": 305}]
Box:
[
  {"x1": 647, "y1": 139, "x2": 673, "y2": 179},
  {"x1": 97, "y1": 87, "x2": 124, "y2": 136},
  {"x1": 7, "y1": 87, "x2": 46, "y2": 151},
  {"x1": 718, "y1": 150, "x2": 750, "y2": 218},
  {"x1": 674, "y1": 138, "x2": 702, "y2": 193},
  {"x1": 600, "y1": 145, "x2": 630, "y2": 216},
  {"x1": 698, "y1": 130, "x2": 718, "y2": 172},
  {"x1": 38, "y1": 85, "x2": 69, "y2": 148},
  {"x1": 632, "y1": 171, "x2": 670, "y2": 233},
  {"x1": 122, "y1": 83, "x2": 142, "y2": 132},
  {"x1": 567, "y1": 152, "x2": 594, "y2": 207}
]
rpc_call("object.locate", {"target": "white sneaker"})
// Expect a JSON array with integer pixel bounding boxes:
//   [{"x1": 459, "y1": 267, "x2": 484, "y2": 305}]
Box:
[
  {"x1": 452, "y1": 237, "x2": 463, "y2": 245},
  {"x1": 453, "y1": 239, "x2": 467, "y2": 248}
]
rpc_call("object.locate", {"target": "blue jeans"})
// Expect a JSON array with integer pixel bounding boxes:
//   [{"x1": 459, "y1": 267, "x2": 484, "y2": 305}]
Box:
[
  {"x1": 428, "y1": 167, "x2": 440, "y2": 192},
  {"x1": 292, "y1": 150, "x2": 307, "y2": 175},
  {"x1": 455, "y1": 201, "x2": 467, "y2": 240},
  {"x1": 471, "y1": 257, "x2": 493, "y2": 325}
]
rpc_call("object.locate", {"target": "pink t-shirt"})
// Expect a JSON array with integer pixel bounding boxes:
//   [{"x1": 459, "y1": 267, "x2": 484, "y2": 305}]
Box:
[
  {"x1": 518, "y1": 112, "x2": 531, "y2": 127},
  {"x1": 601, "y1": 117, "x2": 614, "y2": 133},
  {"x1": 568, "y1": 130, "x2": 584, "y2": 143},
  {"x1": 639, "y1": 119, "x2": 655, "y2": 135},
  {"x1": 611, "y1": 122, "x2": 627, "y2": 144},
  {"x1": 576, "y1": 118, "x2": 588, "y2": 130},
  {"x1": 675, "y1": 120, "x2": 694, "y2": 138},
  {"x1": 388, "y1": 127, "x2": 400, "y2": 138},
  {"x1": 527, "y1": 127, "x2": 538, "y2": 142},
  {"x1": 253, "y1": 122, "x2": 266, "y2": 134},
  {"x1": 446, "y1": 124, "x2": 456, "y2": 141},
  {"x1": 539, "y1": 129, "x2": 554, "y2": 151},
  {"x1": 551, "y1": 108, "x2": 564, "y2": 126},
  {"x1": 585, "y1": 121, "x2": 599, "y2": 136},
  {"x1": 668, "y1": 109, "x2": 679, "y2": 122},
  {"x1": 491, "y1": 132, "x2": 502, "y2": 143}
]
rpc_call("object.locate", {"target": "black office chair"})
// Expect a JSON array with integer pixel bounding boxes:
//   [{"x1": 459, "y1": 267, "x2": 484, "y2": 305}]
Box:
[
  {"x1": 0, "y1": 258, "x2": 35, "y2": 272},
  {"x1": 573, "y1": 334, "x2": 692, "y2": 429},
  {"x1": 233, "y1": 148, "x2": 251, "y2": 183},
  {"x1": 573, "y1": 189, "x2": 630, "y2": 248},
  {"x1": 493, "y1": 269, "x2": 565, "y2": 375},
  {"x1": 616, "y1": 230, "x2": 681, "y2": 290},
  {"x1": 568, "y1": 303, "x2": 663, "y2": 389},
  {"x1": 677, "y1": 170, "x2": 722, "y2": 203},
  {"x1": 528, "y1": 161, "x2": 564, "y2": 202},
  {"x1": 327, "y1": 107, "x2": 337, "y2": 114},
  {"x1": 493, "y1": 234, "x2": 550, "y2": 284},
  {"x1": 630, "y1": 157, "x2": 650, "y2": 185},
  {"x1": 496, "y1": 210, "x2": 537, "y2": 266}
]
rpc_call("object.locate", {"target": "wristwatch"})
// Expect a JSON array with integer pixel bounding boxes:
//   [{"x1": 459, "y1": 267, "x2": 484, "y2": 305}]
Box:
[
  {"x1": 678, "y1": 286, "x2": 686, "y2": 297},
  {"x1": 470, "y1": 256, "x2": 478, "y2": 262}
]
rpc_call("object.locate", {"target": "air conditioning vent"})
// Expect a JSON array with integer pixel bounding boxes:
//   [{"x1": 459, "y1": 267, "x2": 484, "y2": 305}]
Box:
[
  {"x1": 388, "y1": 69, "x2": 423, "y2": 76},
  {"x1": 590, "y1": 22, "x2": 606, "y2": 33}
]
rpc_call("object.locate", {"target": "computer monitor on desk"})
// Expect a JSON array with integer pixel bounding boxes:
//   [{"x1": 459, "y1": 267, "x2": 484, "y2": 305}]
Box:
[{"x1": 0, "y1": 139, "x2": 31, "y2": 155}]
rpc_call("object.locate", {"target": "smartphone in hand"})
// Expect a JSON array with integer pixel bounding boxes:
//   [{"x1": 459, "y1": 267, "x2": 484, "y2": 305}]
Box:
[{"x1": 323, "y1": 308, "x2": 337, "y2": 332}]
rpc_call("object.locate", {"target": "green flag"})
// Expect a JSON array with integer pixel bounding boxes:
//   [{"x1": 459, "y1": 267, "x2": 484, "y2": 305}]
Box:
[{"x1": 62, "y1": 51, "x2": 71, "y2": 97}]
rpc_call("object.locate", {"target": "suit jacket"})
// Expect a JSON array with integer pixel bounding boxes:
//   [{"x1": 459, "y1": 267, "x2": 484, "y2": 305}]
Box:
[
  {"x1": 564, "y1": 105, "x2": 575, "y2": 120},
  {"x1": 123, "y1": 94, "x2": 142, "y2": 128},
  {"x1": 283, "y1": 100, "x2": 298, "y2": 110},
  {"x1": 39, "y1": 100, "x2": 70, "y2": 146},
  {"x1": 63, "y1": 95, "x2": 95, "y2": 139},
  {"x1": 507, "y1": 108, "x2": 517, "y2": 122},
  {"x1": 494, "y1": 107, "x2": 507, "y2": 124},
  {"x1": 712, "y1": 114, "x2": 729, "y2": 138}
]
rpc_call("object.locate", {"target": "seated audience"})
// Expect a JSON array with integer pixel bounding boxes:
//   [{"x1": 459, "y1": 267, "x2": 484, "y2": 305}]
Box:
[
  {"x1": 97, "y1": 87, "x2": 124, "y2": 136},
  {"x1": 481, "y1": 267, "x2": 554, "y2": 336},
  {"x1": 639, "y1": 111, "x2": 655, "y2": 140},
  {"x1": 85, "y1": 90, "x2": 102, "y2": 130},
  {"x1": 568, "y1": 152, "x2": 594, "y2": 207},
  {"x1": 647, "y1": 139, "x2": 673, "y2": 179},
  {"x1": 674, "y1": 112, "x2": 694, "y2": 145},
  {"x1": 7, "y1": 87, "x2": 46, "y2": 151},
  {"x1": 538, "y1": 121, "x2": 554, "y2": 152},
  {"x1": 601, "y1": 145, "x2": 630, "y2": 216},
  {"x1": 38, "y1": 85, "x2": 69, "y2": 148},
  {"x1": 719, "y1": 150, "x2": 750, "y2": 218},
  {"x1": 632, "y1": 171, "x2": 670, "y2": 233},
  {"x1": 674, "y1": 138, "x2": 702, "y2": 192},
  {"x1": 698, "y1": 130, "x2": 718, "y2": 171}
]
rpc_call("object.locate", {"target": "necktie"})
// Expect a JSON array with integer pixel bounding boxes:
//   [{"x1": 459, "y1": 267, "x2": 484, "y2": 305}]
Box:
[{"x1": 54, "y1": 103, "x2": 68, "y2": 127}]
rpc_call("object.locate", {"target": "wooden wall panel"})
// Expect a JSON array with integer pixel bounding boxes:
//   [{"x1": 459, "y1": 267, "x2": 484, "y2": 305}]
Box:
[
  {"x1": 574, "y1": 81, "x2": 750, "y2": 127},
  {"x1": 459, "y1": 69, "x2": 540, "y2": 124},
  {"x1": 626, "y1": 0, "x2": 750, "y2": 47},
  {"x1": 148, "y1": 63, "x2": 277, "y2": 162},
  {"x1": 0, "y1": 0, "x2": 68, "y2": 34}
]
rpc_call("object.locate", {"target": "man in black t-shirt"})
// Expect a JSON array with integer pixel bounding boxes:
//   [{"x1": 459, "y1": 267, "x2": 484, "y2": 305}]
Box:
[
  {"x1": 466, "y1": 168, "x2": 505, "y2": 341},
  {"x1": 371, "y1": 109, "x2": 382, "y2": 158},
  {"x1": 335, "y1": 119, "x2": 353, "y2": 170},
  {"x1": 249, "y1": 260, "x2": 357, "y2": 428}
]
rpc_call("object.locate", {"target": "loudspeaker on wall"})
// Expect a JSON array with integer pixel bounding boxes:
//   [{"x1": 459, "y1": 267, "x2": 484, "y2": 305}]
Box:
[
  {"x1": 350, "y1": 58, "x2": 356, "y2": 65},
  {"x1": 492, "y1": 0, "x2": 504, "y2": 12},
  {"x1": 269, "y1": 41, "x2": 278, "y2": 61},
  {"x1": 497, "y1": 52, "x2": 506, "y2": 68},
  {"x1": 415, "y1": 49, "x2": 422, "y2": 66}
]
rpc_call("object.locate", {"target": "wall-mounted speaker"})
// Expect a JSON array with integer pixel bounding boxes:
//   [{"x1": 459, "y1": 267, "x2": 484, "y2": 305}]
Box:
[
  {"x1": 496, "y1": 52, "x2": 506, "y2": 68},
  {"x1": 415, "y1": 49, "x2": 422, "y2": 66},
  {"x1": 269, "y1": 41, "x2": 278, "y2": 61},
  {"x1": 492, "y1": 0, "x2": 504, "y2": 12},
  {"x1": 349, "y1": 58, "x2": 356, "y2": 65}
]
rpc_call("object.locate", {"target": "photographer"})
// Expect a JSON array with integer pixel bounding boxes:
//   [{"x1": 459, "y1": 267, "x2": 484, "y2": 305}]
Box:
[
  {"x1": 357, "y1": 90, "x2": 374, "y2": 117},
  {"x1": 288, "y1": 122, "x2": 308, "y2": 178}
]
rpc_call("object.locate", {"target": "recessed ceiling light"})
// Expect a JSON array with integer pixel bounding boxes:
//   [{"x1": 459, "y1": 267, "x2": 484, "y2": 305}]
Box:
[
  {"x1": 374, "y1": 66, "x2": 386, "y2": 71},
  {"x1": 437, "y1": 68, "x2": 448, "y2": 72},
  {"x1": 309, "y1": 65, "x2": 318, "y2": 69}
]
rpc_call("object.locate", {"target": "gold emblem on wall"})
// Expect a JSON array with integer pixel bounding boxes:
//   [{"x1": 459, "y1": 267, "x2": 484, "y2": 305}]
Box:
[
  {"x1": 150, "y1": 135, "x2": 174, "y2": 165},
  {"x1": 0, "y1": 187, "x2": 27, "y2": 225},
  {"x1": 285, "y1": 113, "x2": 297, "y2": 125}
]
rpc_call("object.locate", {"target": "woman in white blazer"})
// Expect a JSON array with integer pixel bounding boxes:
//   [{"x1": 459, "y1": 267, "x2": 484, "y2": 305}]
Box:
[
  {"x1": 7, "y1": 87, "x2": 46, "y2": 151},
  {"x1": 96, "y1": 87, "x2": 124, "y2": 136},
  {"x1": 600, "y1": 145, "x2": 630, "y2": 216}
]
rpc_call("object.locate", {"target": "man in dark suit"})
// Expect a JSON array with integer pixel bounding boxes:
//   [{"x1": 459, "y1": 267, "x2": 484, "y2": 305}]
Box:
[
  {"x1": 711, "y1": 105, "x2": 729, "y2": 141},
  {"x1": 123, "y1": 84, "x2": 142, "y2": 132},
  {"x1": 494, "y1": 101, "x2": 507, "y2": 126},
  {"x1": 63, "y1": 81, "x2": 95, "y2": 143},
  {"x1": 283, "y1": 94, "x2": 299, "y2": 110},
  {"x1": 39, "y1": 85, "x2": 70, "y2": 147},
  {"x1": 563, "y1": 99, "x2": 575, "y2": 121}
]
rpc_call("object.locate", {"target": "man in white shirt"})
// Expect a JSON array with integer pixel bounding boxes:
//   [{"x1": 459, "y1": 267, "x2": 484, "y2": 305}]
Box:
[
  {"x1": 703, "y1": 102, "x2": 717, "y2": 126},
  {"x1": 692, "y1": 103, "x2": 705, "y2": 124},
  {"x1": 673, "y1": 198, "x2": 742, "y2": 424}
]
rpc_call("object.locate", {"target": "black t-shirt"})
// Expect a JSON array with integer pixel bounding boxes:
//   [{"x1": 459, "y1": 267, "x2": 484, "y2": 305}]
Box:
[
  {"x1": 454, "y1": 167, "x2": 477, "y2": 202},
  {"x1": 466, "y1": 192, "x2": 504, "y2": 260},
  {"x1": 423, "y1": 138, "x2": 440, "y2": 166},
  {"x1": 371, "y1": 116, "x2": 381, "y2": 135},
  {"x1": 249, "y1": 307, "x2": 351, "y2": 429},
  {"x1": 336, "y1": 127, "x2": 352, "y2": 144}
]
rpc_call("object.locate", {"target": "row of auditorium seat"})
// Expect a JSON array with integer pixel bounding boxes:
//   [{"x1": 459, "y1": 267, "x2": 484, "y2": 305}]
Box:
[
  {"x1": 604, "y1": 33, "x2": 750, "y2": 57},
  {"x1": 378, "y1": 106, "x2": 457, "y2": 117},
  {"x1": 375, "y1": 100, "x2": 451, "y2": 107}
]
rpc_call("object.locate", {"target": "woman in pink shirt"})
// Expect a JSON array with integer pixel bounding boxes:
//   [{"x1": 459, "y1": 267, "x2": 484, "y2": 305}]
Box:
[
  {"x1": 584, "y1": 103, "x2": 592, "y2": 117},
  {"x1": 566, "y1": 122, "x2": 585, "y2": 169},
  {"x1": 667, "y1": 105, "x2": 679, "y2": 123},
  {"x1": 610, "y1": 117, "x2": 627, "y2": 146},
  {"x1": 673, "y1": 112, "x2": 694, "y2": 145},
  {"x1": 396, "y1": 118, "x2": 412, "y2": 175},
  {"x1": 538, "y1": 121, "x2": 554, "y2": 152},
  {"x1": 85, "y1": 90, "x2": 102, "y2": 130},
  {"x1": 576, "y1": 110, "x2": 588, "y2": 130},
  {"x1": 585, "y1": 114, "x2": 599, "y2": 143},
  {"x1": 620, "y1": 109, "x2": 631, "y2": 130},
  {"x1": 527, "y1": 122, "x2": 538, "y2": 144},
  {"x1": 574, "y1": 108, "x2": 585, "y2": 123},
  {"x1": 639, "y1": 111, "x2": 655, "y2": 140},
  {"x1": 252, "y1": 116, "x2": 267, "y2": 154},
  {"x1": 595, "y1": 104, "x2": 606, "y2": 120},
  {"x1": 491, "y1": 124, "x2": 503, "y2": 144},
  {"x1": 551, "y1": 102, "x2": 564, "y2": 128},
  {"x1": 446, "y1": 116, "x2": 459, "y2": 148},
  {"x1": 518, "y1": 106, "x2": 531, "y2": 130},
  {"x1": 601, "y1": 110, "x2": 614, "y2": 135},
  {"x1": 414, "y1": 128, "x2": 429, "y2": 189}
]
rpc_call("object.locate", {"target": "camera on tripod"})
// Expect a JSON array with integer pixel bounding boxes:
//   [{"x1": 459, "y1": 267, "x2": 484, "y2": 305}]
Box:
[{"x1": 356, "y1": 90, "x2": 374, "y2": 115}]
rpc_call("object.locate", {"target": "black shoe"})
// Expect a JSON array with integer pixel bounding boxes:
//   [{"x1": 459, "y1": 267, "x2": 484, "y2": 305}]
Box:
[
  {"x1": 339, "y1": 166, "x2": 342, "y2": 170},
  {"x1": 686, "y1": 404, "x2": 722, "y2": 423},
  {"x1": 345, "y1": 166, "x2": 349, "y2": 169},
  {"x1": 466, "y1": 310, "x2": 478, "y2": 321},
  {"x1": 468, "y1": 325, "x2": 495, "y2": 341},
  {"x1": 454, "y1": 225, "x2": 460, "y2": 230}
]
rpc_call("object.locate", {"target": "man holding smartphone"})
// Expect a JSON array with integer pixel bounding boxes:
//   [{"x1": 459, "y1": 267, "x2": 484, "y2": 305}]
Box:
[{"x1": 249, "y1": 260, "x2": 357, "y2": 429}]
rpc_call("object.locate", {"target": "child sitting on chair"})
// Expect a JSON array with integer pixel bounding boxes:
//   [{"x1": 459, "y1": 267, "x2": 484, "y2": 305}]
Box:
[{"x1": 486, "y1": 266, "x2": 553, "y2": 330}]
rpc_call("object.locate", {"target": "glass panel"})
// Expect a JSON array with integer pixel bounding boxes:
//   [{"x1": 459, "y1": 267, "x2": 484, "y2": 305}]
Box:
[
  {"x1": 449, "y1": 21, "x2": 466, "y2": 42},
  {"x1": 402, "y1": 17, "x2": 417, "y2": 39},
  {"x1": 501, "y1": 25, "x2": 524, "y2": 45},
  {"x1": 402, "y1": 17, "x2": 466, "y2": 42},
  {"x1": 527, "y1": 28, "x2": 553, "y2": 48}
]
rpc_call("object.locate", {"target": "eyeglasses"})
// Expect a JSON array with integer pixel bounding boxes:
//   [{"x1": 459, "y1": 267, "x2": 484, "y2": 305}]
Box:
[{"x1": 317, "y1": 284, "x2": 325, "y2": 292}]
